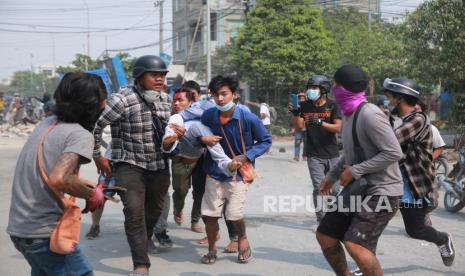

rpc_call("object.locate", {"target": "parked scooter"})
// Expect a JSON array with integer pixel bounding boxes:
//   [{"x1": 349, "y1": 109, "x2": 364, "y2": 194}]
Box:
[{"x1": 437, "y1": 148, "x2": 465, "y2": 212}]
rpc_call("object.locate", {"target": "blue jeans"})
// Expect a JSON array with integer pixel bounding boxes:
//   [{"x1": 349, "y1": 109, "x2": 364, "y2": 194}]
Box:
[{"x1": 11, "y1": 236, "x2": 94, "y2": 276}]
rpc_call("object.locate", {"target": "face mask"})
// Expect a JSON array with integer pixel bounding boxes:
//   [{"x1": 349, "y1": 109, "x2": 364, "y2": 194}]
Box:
[
  {"x1": 332, "y1": 85, "x2": 367, "y2": 117},
  {"x1": 142, "y1": 90, "x2": 162, "y2": 103},
  {"x1": 306, "y1": 89, "x2": 320, "y2": 101},
  {"x1": 383, "y1": 100, "x2": 389, "y2": 109},
  {"x1": 215, "y1": 100, "x2": 235, "y2": 112}
]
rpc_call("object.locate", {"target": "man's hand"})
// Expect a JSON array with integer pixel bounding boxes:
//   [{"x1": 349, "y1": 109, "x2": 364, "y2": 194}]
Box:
[
  {"x1": 163, "y1": 135, "x2": 178, "y2": 145},
  {"x1": 319, "y1": 177, "x2": 334, "y2": 196},
  {"x1": 233, "y1": 155, "x2": 248, "y2": 164},
  {"x1": 308, "y1": 116, "x2": 323, "y2": 127},
  {"x1": 170, "y1": 123, "x2": 186, "y2": 137},
  {"x1": 82, "y1": 182, "x2": 105, "y2": 213},
  {"x1": 228, "y1": 160, "x2": 242, "y2": 172},
  {"x1": 340, "y1": 165, "x2": 354, "y2": 187},
  {"x1": 201, "y1": 135, "x2": 222, "y2": 146},
  {"x1": 94, "y1": 156, "x2": 112, "y2": 178}
]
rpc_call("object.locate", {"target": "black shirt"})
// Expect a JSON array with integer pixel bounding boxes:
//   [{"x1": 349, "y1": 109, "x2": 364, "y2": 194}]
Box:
[{"x1": 299, "y1": 99, "x2": 342, "y2": 159}]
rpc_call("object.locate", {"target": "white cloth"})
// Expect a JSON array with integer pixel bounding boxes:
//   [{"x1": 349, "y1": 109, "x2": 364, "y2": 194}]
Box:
[
  {"x1": 260, "y1": 103, "x2": 271, "y2": 126},
  {"x1": 431, "y1": 125, "x2": 446, "y2": 149},
  {"x1": 162, "y1": 115, "x2": 234, "y2": 176}
]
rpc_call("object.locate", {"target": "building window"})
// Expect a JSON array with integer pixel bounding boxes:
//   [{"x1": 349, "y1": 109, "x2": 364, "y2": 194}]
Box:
[
  {"x1": 210, "y1": 12, "x2": 217, "y2": 41},
  {"x1": 174, "y1": 0, "x2": 183, "y2": 12},
  {"x1": 175, "y1": 30, "x2": 186, "y2": 52},
  {"x1": 190, "y1": 22, "x2": 202, "y2": 43}
]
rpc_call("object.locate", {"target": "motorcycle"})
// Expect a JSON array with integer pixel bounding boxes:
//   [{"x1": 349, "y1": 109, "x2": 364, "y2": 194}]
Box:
[{"x1": 437, "y1": 148, "x2": 465, "y2": 212}]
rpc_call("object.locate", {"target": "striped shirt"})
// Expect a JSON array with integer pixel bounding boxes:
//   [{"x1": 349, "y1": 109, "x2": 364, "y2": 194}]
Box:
[
  {"x1": 93, "y1": 86, "x2": 171, "y2": 171},
  {"x1": 394, "y1": 112, "x2": 435, "y2": 198}
]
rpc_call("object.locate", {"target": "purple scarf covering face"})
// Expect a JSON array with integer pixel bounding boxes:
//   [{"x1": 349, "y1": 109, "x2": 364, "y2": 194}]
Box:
[{"x1": 332, "y1": 85, "x2": 367, "y2": 117}]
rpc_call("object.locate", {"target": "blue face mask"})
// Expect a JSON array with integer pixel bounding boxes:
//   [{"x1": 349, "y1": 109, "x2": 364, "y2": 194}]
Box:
[
  {"x1": 306, "y1": 89, "x2": 320, "y2": 101},
  {"x1": 215, "y1": 100, "x2": 235, "y2": 112}
]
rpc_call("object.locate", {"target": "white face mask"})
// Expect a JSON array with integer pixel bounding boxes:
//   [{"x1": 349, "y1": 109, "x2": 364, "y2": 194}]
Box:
[
  {"x1": 215, "y1": 100, "x2": 235, "y2": 112},
  {"x1": 142, "y1": 90, "x2": 162, "y2": 103}
]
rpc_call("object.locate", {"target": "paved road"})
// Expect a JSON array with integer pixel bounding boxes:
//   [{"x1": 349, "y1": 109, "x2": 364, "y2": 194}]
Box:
[{"x1": 0, "y1": 137, "x2": 464, "y2": 276}]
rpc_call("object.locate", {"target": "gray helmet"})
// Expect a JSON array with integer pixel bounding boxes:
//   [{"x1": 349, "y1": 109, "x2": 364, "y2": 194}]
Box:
[
  {"x1": 132, "y1": 55, "x2": 169, "y2": 79},
  {"x1": 306, "y1": 75, "x2": 331, "y2": 93},
  {"x1": 383, "y1": 77, "x2": 420, "y2": 99}
]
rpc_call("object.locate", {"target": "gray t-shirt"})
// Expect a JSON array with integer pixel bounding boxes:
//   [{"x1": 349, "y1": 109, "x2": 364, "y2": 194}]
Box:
[
  {"x1": 7, "y1": 116, "x2": 93, "y2": 238},
  {"x1": 327, "y1": 103, "x2": 403, "y2": 196}
]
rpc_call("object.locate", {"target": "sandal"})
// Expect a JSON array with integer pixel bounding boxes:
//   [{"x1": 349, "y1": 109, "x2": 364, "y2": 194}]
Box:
[
  {"x1": 238, "y1": 245, "x2": 253, "y2": 264},
  {"x1": 223, "y1": 241, "x2": 238, "y2": 253},
  {"x1": 201, "y1": 250, "x2": 217, "y2": 264}
]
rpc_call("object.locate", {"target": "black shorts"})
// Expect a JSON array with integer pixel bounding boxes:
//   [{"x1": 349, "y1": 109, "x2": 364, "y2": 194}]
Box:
[{"x1": 317, "y1": 195, "x2": 400, "y2": 254}]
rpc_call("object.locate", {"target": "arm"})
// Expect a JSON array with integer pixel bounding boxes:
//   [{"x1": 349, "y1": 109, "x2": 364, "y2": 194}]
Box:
[
  {"x1": 245, "y1": 114, "x2": 272, "y2": 162},
  {"x1": 326, "y1": 155, "x2": 346, "y2": 184},
  {"x1": 322, "y1": 118, "x2": 341, "y2": 134},
  {"x1": 245, "y1": 100, "x2": 261, "y2": 108},
  {"x1": 48, "y1": 153, "x2": 94, "y2": 199},
  {"x1": 432, "y1": 148, "x2": 444, "y2": 161},
  {"x1": 92, "y1": 94, "x2": 125, "y2": 158},
  {"x1": 394, "y1": 114, "x2": 425, "y2": 146},
  {"x1": 349, "y1": 110, "x2": 403, "y2": 179}
]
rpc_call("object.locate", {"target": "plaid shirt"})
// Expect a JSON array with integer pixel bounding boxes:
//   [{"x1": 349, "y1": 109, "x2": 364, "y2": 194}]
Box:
[
  {"x1": 394, "y1": 112, "x2": 435, "y2": 198},
  {"x1": 93, "y1": 86, "x2": 171, "y2": 171}
]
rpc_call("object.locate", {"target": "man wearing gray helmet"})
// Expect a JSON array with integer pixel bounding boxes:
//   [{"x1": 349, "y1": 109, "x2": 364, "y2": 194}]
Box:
[
  {"x1": 290, "y1": 75, "x2": 342, "y2": 222},
  {"x1": 384, "y1": 77, "x2": 455, "y2": 267},
  {"x1": 93, "y1": 55, "x2": 172, "y2": 275}
]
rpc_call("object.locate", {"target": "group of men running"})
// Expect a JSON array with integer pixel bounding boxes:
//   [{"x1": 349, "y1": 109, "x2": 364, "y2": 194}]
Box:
[{"x1": 6, "y1": 55, "x2": 455, "y2": 276}]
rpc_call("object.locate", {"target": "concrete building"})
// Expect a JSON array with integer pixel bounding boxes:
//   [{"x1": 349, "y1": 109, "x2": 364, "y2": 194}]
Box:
[
  {"x1": 171, "y1": 0, "x2": 248, "y2": 80},
  {"x1": 32, "y1": 64, "x2": 58, "y2": 78}
]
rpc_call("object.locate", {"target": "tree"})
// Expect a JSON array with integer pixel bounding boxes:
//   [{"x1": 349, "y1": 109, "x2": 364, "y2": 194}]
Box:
[
  {"x1": 9, "y1": 70, "x2": 59, "y2": 97},
  {"x1": 231, "y1": 0, "x2": 335, "y2": 105},
  {"x1": 194, "y1": 44, "x2": 241, "y2": 81},
  {"x1": 402, "y1": 0, "x2": 465, "y2": 89},
  {"x1": 56, "y1": 52, "x2": 136, "y2": 80},
  {"x1": 322, "y1": 7, "x2": 408, "y2": 95}
]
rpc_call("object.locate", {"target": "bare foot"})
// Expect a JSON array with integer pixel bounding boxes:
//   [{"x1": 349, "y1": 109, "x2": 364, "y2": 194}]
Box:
[
  {"x1": 224, "y1": 240, "x2": 238, "y2": 253},
  {"x1": 197, "y1": 233, "x2": 220, "y2": 244}
]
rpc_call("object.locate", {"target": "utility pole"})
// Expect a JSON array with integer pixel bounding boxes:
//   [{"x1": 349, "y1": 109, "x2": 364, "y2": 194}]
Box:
[
  {"x1": 206, "y1": 0, "x2": 211, "y2": 84},
  {"x1": 154, "y1": 1, "x2": 164, "y2": 54},
  {"x1": 29, "y1": 53, "x2": 34, "y2": 94},
  {"x1": 50, "y1": 34, "x2": 56, "y2": 76},
  {"x1": 82, "y1": 0, "x2": 90, "y2": 57},
  {"x1": 368, "y1": 0, "x2": 372, "y2": 31}
]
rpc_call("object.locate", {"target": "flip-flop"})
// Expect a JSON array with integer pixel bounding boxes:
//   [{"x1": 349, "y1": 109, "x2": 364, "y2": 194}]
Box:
[
  {"x1": 201, "y1": 251, "x2": 217, "y2": 265},
  {"x1": 238, "y1": 245, "x2": 253, "y2": 264}
]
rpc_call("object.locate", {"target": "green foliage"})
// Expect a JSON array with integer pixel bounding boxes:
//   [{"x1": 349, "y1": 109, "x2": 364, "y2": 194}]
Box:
[
  {"x1": 194, "y1": 44, "x2": 241, "y2": 81},
  {"x1": 231, "y1": 0, "x2": 334, "y2": 103},
  {"x1": 402, "y1": 0, "x2": 465, "y2": 89},
  {"x1": 322, "y1": 8, "x2": 408, "y2": 94},
  {"x1": 9, "y1": 70, "x2": 59, "y2": 97},
  {"x1": 56, "y1": 52, "x2": 135, "y2": 80}
]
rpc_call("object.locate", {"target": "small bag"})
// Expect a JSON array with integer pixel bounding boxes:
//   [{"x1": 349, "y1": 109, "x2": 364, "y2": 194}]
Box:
[
  {"x1": 220, "y1": 119, "x2": 257, "y2": 183},
  {"x1": 338, "y1": 102, "x2": 369, "y2": 211},
  {"x1": 37, "y1": 121, "x2": 81, "y2": 254}
]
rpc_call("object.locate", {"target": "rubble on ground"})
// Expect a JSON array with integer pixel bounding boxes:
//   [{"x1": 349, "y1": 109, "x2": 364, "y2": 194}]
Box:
[{"x1": 0, "y1": 123, "x2": 36, "y2": 138}]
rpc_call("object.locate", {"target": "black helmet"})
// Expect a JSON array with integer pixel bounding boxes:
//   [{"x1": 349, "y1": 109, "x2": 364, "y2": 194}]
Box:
[
  {"x1": 132, "y1": 55, "x2": 169, "y2": 79},
  {"x1": 383, "y1": 77, "x2": 420, "y2": 99},
  {"x1": 306, "y1": 75, "x2": 331, "y2": 93}
]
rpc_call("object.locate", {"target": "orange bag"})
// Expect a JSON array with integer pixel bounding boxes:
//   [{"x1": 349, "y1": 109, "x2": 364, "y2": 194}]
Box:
[
  {"x1": 37, "y1": 121, "x2": 81, "y2": 254},
  {"x1": 220, "y1": 120, "x2": 257, "y2": 184}
]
